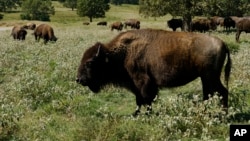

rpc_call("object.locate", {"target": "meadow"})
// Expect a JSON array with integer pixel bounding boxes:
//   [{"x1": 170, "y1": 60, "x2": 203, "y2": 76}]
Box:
[{"x1": 1, "y1": 2, "x2": 250, "y2": 141}]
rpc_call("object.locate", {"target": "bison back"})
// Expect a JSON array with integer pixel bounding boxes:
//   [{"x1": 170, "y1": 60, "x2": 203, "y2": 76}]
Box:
[{"x1": 106, "y1": 29, "x2": 228, "y2": 87}]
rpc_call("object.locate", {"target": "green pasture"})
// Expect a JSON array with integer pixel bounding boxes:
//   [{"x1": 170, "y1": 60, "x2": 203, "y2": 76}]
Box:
[{"x1": 1, "y1": 2, "x2": 250, "y2": 141}]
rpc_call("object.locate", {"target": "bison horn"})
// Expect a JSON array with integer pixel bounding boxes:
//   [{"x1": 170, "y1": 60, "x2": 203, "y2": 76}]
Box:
[{"x1": 95, "y1": 45, "x2": 101, "y2": 57}]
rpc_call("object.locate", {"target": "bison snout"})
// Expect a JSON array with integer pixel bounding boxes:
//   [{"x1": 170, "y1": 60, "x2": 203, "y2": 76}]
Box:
[{"x1": 76, "y1": 78, "x2": 87, "y2": 85}]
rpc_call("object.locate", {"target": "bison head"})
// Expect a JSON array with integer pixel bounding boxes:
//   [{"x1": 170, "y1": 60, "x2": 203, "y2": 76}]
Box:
[
  {"x1": 51, "y1": 36, "x2": 57, "y2": 42},
  {"x1": 19, "y1": 30, "x2": 27, "y2": 40},
  {"x1": 76, "y1": 42, "x2": 108, "y2": 93}
]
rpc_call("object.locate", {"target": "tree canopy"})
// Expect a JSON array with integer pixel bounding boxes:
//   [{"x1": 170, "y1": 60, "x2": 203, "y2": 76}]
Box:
[
  {"x1": 77, "y1": 0, "x2": 110, "y2": 22},
  {"x1": 59, "y1": 0, "x2": 77, "y2": 11},
  {"x1": 20, "y1": 0, "x2": 55, "y2": 21},
  {"x1": 0, "y1": 0, "x2": 22, "y2": 12},
  {"x1": 139, "y1": 0, "x2": 250, "y2": 31}
]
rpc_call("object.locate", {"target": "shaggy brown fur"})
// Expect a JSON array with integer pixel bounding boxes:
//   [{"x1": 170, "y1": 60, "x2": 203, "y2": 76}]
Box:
[
  {"x1": 11, "y1": 25, "x2": 27, "y2": 40},
  {"x1": 33, "y1": 24, "x2": 57, "y2": 44},
  {"x1": 76, "y1": 29, "x2": 231, "y2": 115}
]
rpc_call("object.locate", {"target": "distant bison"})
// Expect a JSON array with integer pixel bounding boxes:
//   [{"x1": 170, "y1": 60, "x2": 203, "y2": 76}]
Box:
[
  {"x1": 167, "y1": 18, "x2": 183, "y2": 31},
  {"x1": 97, "y1": 21, "x2": 107, "y2": 26},
  {"x1": 124, "y1": 19, "x2": 140, "y2": 29},
  {"x1": 33, "y1": 24, "x2": 57, "y2": 44},
  {"x1": 23, "y1": 23, "x2": 36, "y2": 30},
  {"x1": 236, "y1": 17, "x2": 250, "y2": 42},
  {"x1": 11, "y1": 25, "x2": 27, "y2": 40},
  {"x1": 191, "y1": 18, "x2": 217, "y2": 32},
  {"x1": 83, "y1": 22, "x2": 90, "y2": 25},
  {"x1": 76, "y1": 29, "x2": 231, "y2": 115},
  {"x1": 110, "y1": 22, "x2": 123, "y2": 31},
  {"x1": 224, "y1": 17, "x2": 235, "y2": 31}
]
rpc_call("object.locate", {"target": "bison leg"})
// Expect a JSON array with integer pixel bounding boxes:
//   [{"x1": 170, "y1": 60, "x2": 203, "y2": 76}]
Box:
[
  {"x1": 236, "y1": 30, "x2": 241, "y2": 42},
  {"x1": 132, "y1": 74, "x2": 158, "y2": 115},
  {"x1": 201, "y1": 77, "x2": 228, "y2": 108},
  {"x1": 214, "y1": 80, "x2": 228, "y2": 108},
  {"x1": 201, "y1": 77, "x2": 213, "y2": 101}
]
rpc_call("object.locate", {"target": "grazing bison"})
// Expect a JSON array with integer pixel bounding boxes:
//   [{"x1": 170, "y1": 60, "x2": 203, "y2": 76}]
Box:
[
  {"x1": 110, "y1": 22, "x2": 123, "y2": 31},
  {"x1": 33, "y1": 24, "x2": 57, "y2": 44},
  {"x1": 167, "y1": 18, "x2": 183, "y2": 31},
  {"x1": 11, "y1": 25, "x2": 27, "y2": 40},
  {"x1": 76, "y1": 29, "x2": 231, "y2": 116},
  {"x1": 224, "y1": 17, "x2": 235, "y2": 31},
  {"x1": 83, "y1": 22, "x2": 90, "y2": 25},
  {"x1": 191, "y1": 18, "x2": 217, "y2": 32},
  {"x1": 236, "y1": 17, "x2": 250, "y2": 42},
  {"x1": 97, "y1": 21, "x2": 107, "y2": 26},
  {"x1": 23, "y1": 23, "x2": 36, "y2": 30},
  {"x1": 124, "y1": 19, "x2": 140, "y2": 29}
]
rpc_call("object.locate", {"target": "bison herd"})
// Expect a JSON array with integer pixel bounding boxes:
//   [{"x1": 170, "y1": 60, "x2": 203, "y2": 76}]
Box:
[
  {"x1": 11, "y1": 23, "x2": 57, "y2": 44},
  {"x1": 167, "y1": 16, "x2": 250, "y2": 42}
]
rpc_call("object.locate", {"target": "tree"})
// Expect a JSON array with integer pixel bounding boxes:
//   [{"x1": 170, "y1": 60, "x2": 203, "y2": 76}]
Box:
[
  {"x1": 139, "y1": 0, "x2": 250, "y2": 31},
  {"x1": 60, "y1": 0, "x2": 77, "y2": 11},
  {"x1": 20, "y1": 0, "x2": 55, "y2": 21},
  {"x1": 0, "y1": 0, "x2": 22, "y2": 12},
  {"x1": 77, "y1": 0, "x2": 110, "y2": 22}
]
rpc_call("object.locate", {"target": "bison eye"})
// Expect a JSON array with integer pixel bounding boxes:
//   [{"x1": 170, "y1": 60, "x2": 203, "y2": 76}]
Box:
[{"x1": 85, "y1": 61, "x2": 92, "y2": 67}]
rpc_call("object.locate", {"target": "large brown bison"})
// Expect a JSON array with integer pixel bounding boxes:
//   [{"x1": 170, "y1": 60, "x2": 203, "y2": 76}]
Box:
[
  {"x1": 110, "y1": 22, "x2": 123, "y2": 31},
  {"x1": 33, "y1": 24, "x2": 57, "y2": 44},
  {"x1": 76, "y1": 29, "x2": 231, "y2": 116},
  {"x1": 167, "y1": 18, "x2": 183, "y2": 31},
  {"x1": 236, "y1": 17, "x2": 250, "y2": 42},
  {"x1": 11, "y1": 25, "x2": 27, "y2": 40},
  {"x1": 191, "y1": 18, "x2": 217, "y2": 32},
  {"x1": 124, "y1": 19, "x2": 140, "y2": 29}
]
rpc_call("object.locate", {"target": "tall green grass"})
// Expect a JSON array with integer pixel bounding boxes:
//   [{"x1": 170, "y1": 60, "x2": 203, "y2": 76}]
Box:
[{"x1": 1, "y1": 2, "x2": 250, "y2": 141}]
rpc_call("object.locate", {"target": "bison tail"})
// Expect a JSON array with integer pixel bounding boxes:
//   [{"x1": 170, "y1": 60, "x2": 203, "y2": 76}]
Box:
[{"x1": 224, "y1": 47, "x2": 232, "y2": 88}]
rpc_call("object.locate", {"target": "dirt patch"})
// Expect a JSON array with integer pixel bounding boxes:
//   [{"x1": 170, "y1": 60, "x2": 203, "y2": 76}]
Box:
[{"x1": 0, "y1": 26, "x2": 12, "y2": 31}]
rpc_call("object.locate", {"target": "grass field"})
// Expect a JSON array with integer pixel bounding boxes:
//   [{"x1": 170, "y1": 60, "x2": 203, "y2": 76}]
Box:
[{"x1": 1, "y1": 2, "x2": 250, "y2": 141}]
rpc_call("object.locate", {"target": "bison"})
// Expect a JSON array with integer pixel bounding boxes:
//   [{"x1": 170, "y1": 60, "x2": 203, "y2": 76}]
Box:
[
  {"x1": 167, "y1": 18, "x2": 183, "y2": 31},
  {"x1": 33, "y1": 24, "x2": 57, "y2": 44},
  {"x1": 23, "y1": 23, "x2": 36, "y2": 30},
  {"x1": 236, "y1": 17, "x2": 250, "y2": 42},
  {"x1": 97, "y1": 21, "x2": 107, "y2": 26},
  {"x1": 224, "y1": 17, "x2": 235, "y2": 31},
  {"x1": 11, "y1": 25, "x2": 27, "y2": 40},
  {"x1": 83, "y1": 22, "x2": 90, "y2": 25},
  {"x1": 76, "y1": 29, "x2": 231, "y2": 116},
  {"x1": 191, "y1": 18, "x2": 217, "y2": 32},
  {"x1": 124, "y1": 19, "x2": 140, "y2": 29},
  {"x1": 110, "y1": 22, "x2": 123, "y2": 31}
]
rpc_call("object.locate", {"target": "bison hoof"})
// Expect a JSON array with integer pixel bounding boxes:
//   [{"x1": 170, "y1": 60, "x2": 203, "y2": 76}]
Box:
[{"x1": 132, "y1": 110, "x2": 140, "y2": 117}]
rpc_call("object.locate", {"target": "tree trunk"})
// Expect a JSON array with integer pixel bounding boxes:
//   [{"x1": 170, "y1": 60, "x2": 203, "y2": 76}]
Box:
[
  {"x1": 183, "y1": 14, "x2": 192, "y2": 32},
  {"x1": 89, "y1": 16, "x2": 93, "y2": 22},
  {"x1": 182, "y1": 0, "x2": 192, "y2": 32}
]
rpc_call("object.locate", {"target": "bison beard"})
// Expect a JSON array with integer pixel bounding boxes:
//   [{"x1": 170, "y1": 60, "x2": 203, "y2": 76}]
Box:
[{"x1": 76, "y1": 29, "x2": 231, "y2": 116}]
